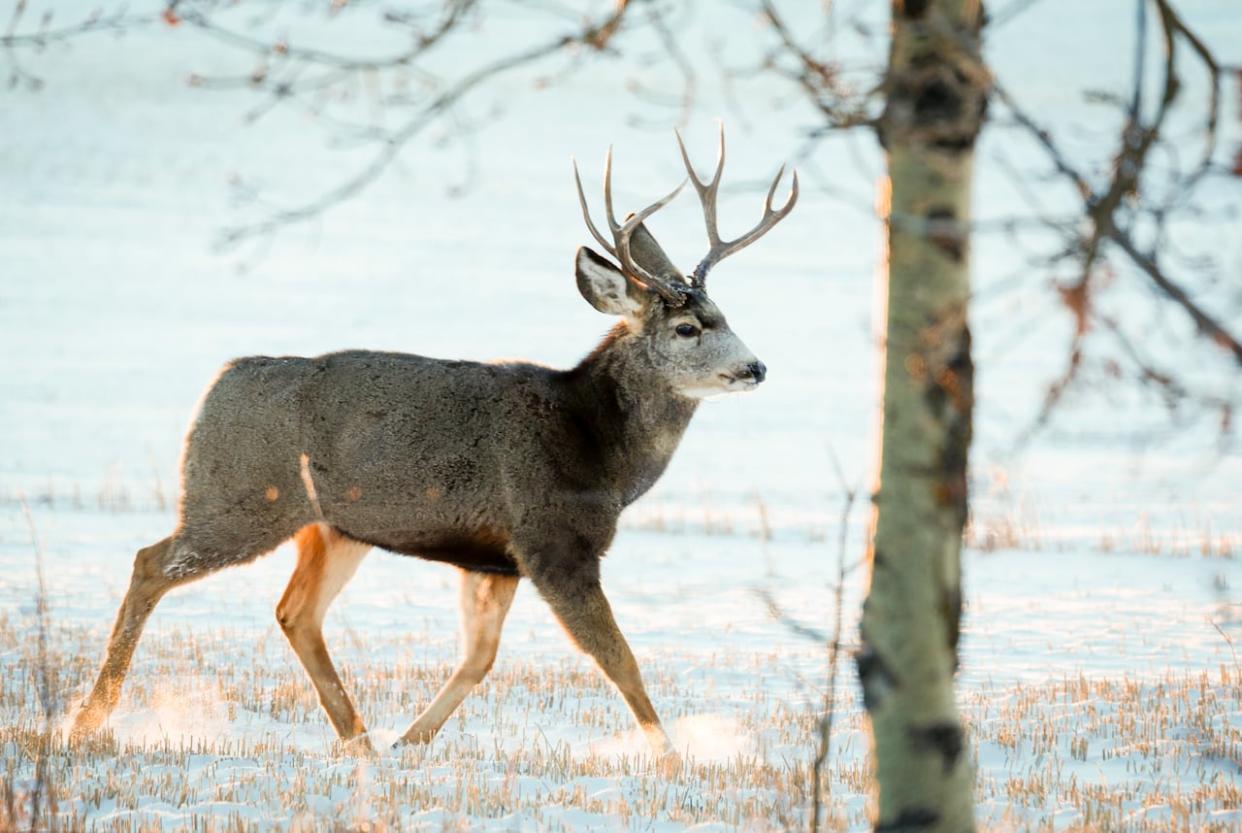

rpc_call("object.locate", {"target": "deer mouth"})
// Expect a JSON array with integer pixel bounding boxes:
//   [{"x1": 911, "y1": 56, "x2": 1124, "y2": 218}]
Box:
[{"x1": 718, "y1": 373, "x2": 761, "y2": 390}]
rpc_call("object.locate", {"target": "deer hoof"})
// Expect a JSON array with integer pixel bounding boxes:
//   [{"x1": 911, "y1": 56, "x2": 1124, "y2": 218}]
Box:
[
  {"x1": 394, "y1": 727, "x2": 437, "y2": 747},
  {"x1": 68, "y1": 701, "x2": 106, "y2": 741},
  {"x1": 339, "y1": 733, "x2": 377, "y2": 758},
  {"x1": 655, "y1": 749, "x2": 683, "y2": 778}
]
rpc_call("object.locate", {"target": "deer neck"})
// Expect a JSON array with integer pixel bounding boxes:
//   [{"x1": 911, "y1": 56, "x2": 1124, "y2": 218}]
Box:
[{"x1": 568, "y1": 323, "x2": 699, "y2": 505}]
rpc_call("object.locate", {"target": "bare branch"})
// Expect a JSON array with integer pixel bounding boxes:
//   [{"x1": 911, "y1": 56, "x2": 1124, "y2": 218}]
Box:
[
  {"x1": 2, "y1": 2, "x2": 156, "y2": 90},
  {"x1": 1154, "y1": 0, "x2": 1220, "y2": 175},
  {"x1": 213, "y1": 0, "x2": 640, "y2": 245},
  {"x1": 635, "y1": 3, "x2": 696, "y2": 128},
  {"x1": 1104, "y1": 225, "x2": 1242, "y2": 365},
  {"x1": 180, "y1": 0, "x2": 475, "y2": 73},
  {"x1": 991, "y1": 0, "x2": 1242, "y2": 426},
  {"x1": 760, "y1": 0, "x2": 877, "y2": 131},
  {"x1": 1, "y1": 5, "x2": 154, "y2": 48}
]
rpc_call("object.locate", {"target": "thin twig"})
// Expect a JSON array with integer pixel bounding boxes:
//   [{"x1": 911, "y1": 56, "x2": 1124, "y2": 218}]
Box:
[
  {"x1": 214, "y1": 1, "x2": 637, "y2": 245},
  {"x1": 991, "y1": 0, "x2": 1242, "y2": 446},
  {"x1": 810, "y1": 447, "x2": 858, "y2": 833}
]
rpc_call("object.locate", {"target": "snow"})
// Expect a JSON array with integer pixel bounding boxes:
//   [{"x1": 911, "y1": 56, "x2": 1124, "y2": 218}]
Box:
[{"x1": 2, "y1": 0, "x2": 1240, "y2": 830}]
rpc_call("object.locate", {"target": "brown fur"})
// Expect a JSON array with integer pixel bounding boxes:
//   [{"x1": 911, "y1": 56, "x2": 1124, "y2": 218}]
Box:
[
  {"x1": 71, "y1": 537, "x2": 181, "y2": 735},
  {"x1": 71, "y1": 241, "x2": 767, "y2": 765},
  {"x1": 276, "y1": 524, "x2": 370, "y2": 743},
  {"x1": 400, "y1": 570, "x2": 519, "y2": 743}
]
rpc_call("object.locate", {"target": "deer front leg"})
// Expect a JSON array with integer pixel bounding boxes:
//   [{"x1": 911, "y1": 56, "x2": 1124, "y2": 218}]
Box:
[
  {"x1": 397, "y1": 569, "x2": 519, "y2": 745},
  {"x1": 522, "y1": 549, "x2": 678, "y2": 770}
]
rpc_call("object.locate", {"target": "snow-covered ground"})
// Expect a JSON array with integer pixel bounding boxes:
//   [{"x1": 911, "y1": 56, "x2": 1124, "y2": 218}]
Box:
[
  {"x1": 1, "y1": 1, "x2": 1240, "y2": 830},
  {"x1": 2, "y1": 510, "x2": 1239, "y2": 830}
]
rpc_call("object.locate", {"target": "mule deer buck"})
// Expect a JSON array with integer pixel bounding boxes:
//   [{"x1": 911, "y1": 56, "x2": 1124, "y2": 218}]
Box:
[{"x1": 71, "y1": 128, "x2": 797, "y2": 766}]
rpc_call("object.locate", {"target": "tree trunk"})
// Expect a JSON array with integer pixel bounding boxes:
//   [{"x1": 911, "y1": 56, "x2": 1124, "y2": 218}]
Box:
[{"x1": 857, "y1": 2, "x2": 987, "y2": 831}]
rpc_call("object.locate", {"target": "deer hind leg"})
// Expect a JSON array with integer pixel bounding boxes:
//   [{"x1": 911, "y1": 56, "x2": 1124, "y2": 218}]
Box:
[
  {"x1": 72, "y1": 521, "x2": 298, "y2": 738},
  {"x1": 72, "y1": 535, "x2": 202, "y2": 737},
  {"x1": 276, "y1": 524, "x2": 371, "y2": 747},
  {"x1": 524, "y1": 553, "x2": 677, "y2": 768},
  {"x1": 398, "y1": 569, "x2": 519, "y2": 745}
]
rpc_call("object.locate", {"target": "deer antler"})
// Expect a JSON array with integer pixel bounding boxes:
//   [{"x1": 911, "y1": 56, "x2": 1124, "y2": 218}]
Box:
[
  {"x1": 675, "y1": 125, "x2": 799, "y2": 287},
  {"x1": 572, "y1": 149, "x2": 689, "y2": 306}
]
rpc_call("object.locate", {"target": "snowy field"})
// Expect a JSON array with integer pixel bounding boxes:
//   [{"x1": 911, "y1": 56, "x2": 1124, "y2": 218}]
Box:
[{"x1": 2, "y1": 0, "x2": 1241, "y2": 830}]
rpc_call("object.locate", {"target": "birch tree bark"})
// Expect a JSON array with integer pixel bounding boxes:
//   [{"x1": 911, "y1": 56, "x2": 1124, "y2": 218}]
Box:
[{"x1": 857, "y1": 2, "x2": 988, "y2": 831}]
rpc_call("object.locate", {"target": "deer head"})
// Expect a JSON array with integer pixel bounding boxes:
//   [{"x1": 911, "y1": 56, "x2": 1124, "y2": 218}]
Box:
[{"x1": 571, "y1": 127, "x2": 798, "y2": 399}]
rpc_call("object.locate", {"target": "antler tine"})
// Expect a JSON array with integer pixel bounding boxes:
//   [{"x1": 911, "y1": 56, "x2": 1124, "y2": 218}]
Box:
[
  {"x1": 721, "y1": 164, "x2": 798, "y2": 256},
  {"x1": 588, "y1": 147, "x2": 688, "y2": 306},
  {"x1": 602, "y1": 146, "x2": 620, "y2": 234},
  {"x1": 600, "y1": 147, "x2": 686, "y2": 234},
  {"x1": 674, "y1": 125, "x2": 724, "y2": 249},
  {"x1": 572, "y1": 157, "x2": 618, "y2": 258},
  {"x1": 677, "y1": 125, "x2": 799, "y2": 287}
]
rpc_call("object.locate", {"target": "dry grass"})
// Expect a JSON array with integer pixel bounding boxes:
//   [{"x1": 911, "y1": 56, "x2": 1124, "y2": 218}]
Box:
[
  {"x1": 972, "y1": 669, "x2": 1242, "y2": 831},
  {"x1": 1, "y1": 609, "x2": 1240, "y2": 832},
  {"x1": 965, "y1": 508, "x2": 1237, "y2": 558},
  {"x1": 0, "y1": 613, "x2": 849, "y2": 832}
]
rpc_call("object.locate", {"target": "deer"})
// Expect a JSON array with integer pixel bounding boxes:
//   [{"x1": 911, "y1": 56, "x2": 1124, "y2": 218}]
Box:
[{"x1": 69, "y1": 128, "x2": 797, "y2": 769}]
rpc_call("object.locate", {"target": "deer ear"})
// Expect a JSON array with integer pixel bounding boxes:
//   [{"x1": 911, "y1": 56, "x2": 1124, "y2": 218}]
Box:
[{"x1": 575, "y1": 247, "x2": 646, "y2": 317}]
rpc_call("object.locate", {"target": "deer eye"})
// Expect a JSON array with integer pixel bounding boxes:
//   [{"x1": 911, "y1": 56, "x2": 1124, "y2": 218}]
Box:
[{"x1": 675, "y1": 323, "x2": 700, "y2": 338}]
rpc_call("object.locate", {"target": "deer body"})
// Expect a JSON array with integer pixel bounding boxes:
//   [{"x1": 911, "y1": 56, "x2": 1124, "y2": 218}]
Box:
[
  {"x1": 71, "y1": 130, "x2": 796, "y2": 766},
  {"x1": 172, "y1": 334, "x2": 696, "y2": 581}
]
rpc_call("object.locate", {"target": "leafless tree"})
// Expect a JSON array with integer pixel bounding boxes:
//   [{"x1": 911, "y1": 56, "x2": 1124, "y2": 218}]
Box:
[
  {"x1": 7, "y1": 0, "x2": 1232, "y2": 431},
  {"x1": 6, "y1": 0, "x2": 1240, "y2": 829}
]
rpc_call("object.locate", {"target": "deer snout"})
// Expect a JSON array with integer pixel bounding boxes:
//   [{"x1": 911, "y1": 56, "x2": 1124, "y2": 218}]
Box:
[{"x1": 738, "y1": 360, "x2": 766, "y2": 384}]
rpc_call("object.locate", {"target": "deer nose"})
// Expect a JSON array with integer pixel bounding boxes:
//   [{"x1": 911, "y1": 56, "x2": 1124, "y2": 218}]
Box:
[{"x1": 746, "y1": 360, "x2": 767, "y2": 384}]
